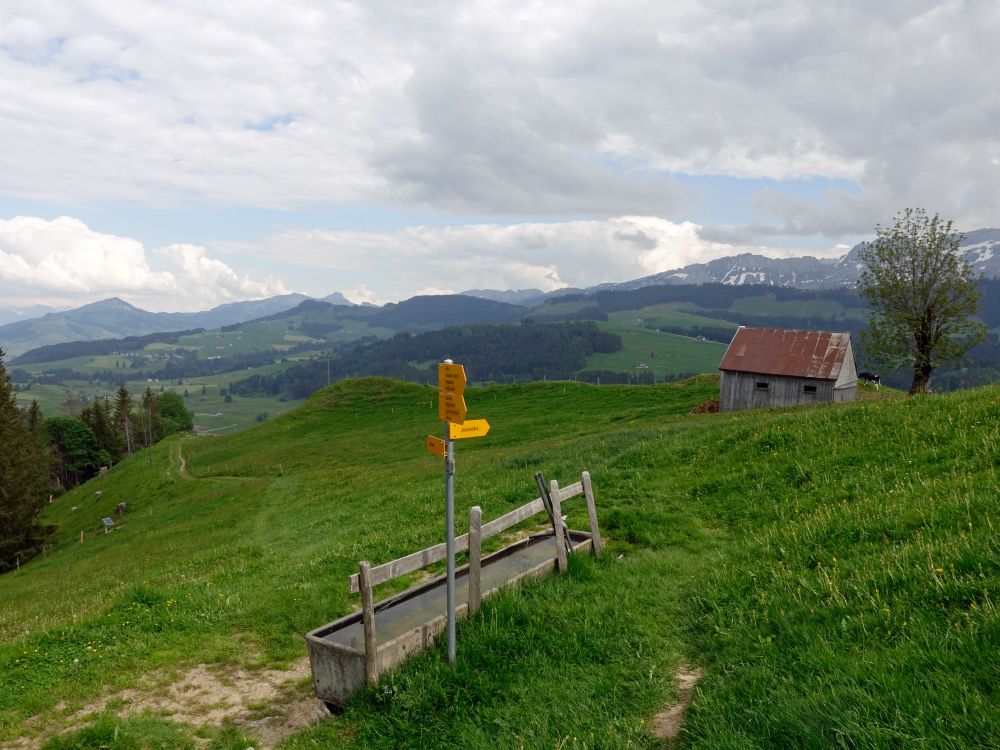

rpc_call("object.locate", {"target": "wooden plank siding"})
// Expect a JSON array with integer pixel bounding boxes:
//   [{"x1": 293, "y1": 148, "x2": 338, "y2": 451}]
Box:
[{"x1": 720, "y1": 371, "x2": 856, "y2": 411}]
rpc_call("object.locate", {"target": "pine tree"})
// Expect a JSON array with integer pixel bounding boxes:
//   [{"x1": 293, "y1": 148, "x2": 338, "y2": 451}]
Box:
[
  {"x1": 113, "y1": 386, "x2": 134, "y2": 456},
  {"x1": 0, "y1": 348, "x2": 52, "y2": 572},
  {"x1": 81, "y1": 399, "x2": 122, "y2": 463},
  {"x1": 45, "y1": 417, "x2": 101, "y2": 488},
  {"x1": 26, "y1": 400, "x2": 43, "y2": 436},
  {"x1": 139, "y1": 387, "x2": 162, "y2": 448}
]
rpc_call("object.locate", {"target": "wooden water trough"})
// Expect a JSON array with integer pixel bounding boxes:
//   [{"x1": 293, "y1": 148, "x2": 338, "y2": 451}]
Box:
[{"x1": 305, "y1": 471, "x2": 602, "y2": 709}]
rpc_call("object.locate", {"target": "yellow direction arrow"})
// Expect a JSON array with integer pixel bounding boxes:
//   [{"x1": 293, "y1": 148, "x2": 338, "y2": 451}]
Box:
[
  {"x1": 426, "y1": 435, "x2": 446, "y2": 457},
  {"x1": 449, "y1": 419, "x2": 491, "y2": 440}
]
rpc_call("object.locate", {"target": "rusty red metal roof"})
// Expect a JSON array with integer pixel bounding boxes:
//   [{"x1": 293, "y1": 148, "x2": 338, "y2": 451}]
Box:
[{"x1": 719, "y1": 327, "x2": 852, "y2": 380}]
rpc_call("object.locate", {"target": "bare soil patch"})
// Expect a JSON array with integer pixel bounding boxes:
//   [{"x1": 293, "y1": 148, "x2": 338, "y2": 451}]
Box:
[
  {"x1": 14, "y1": 657, "x2": 318, "y2": 750},
  {"x1": 651, "y1": 666, "x2": 703, "y2": 746},
  {"x1": 688, "y1": 399, "x2": 720, "y2": 414}
]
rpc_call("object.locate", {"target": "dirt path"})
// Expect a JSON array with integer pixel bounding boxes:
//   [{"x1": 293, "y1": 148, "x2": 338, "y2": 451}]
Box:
[
  {"x1": 12, "y1": 658, "x2": 320, "y2": 750},
  {"x1": 651, "y1": 666, "x2": 703, "y2": 746},
  {"x1": 176, "y1": 443, "x2": 190, "y2": 478}
]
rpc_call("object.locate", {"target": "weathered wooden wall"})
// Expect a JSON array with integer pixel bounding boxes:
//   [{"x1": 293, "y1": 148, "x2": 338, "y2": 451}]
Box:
[{"x1": 720, "y1": 371, "x2": 854, "y2": 411}]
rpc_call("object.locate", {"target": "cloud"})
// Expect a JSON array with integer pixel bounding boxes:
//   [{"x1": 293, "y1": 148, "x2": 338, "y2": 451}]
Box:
[
  {"x1": 226, "y1": 215, "x2": 817, "y2": 301},
  {"x1": 155, "y1": 243, "x2": 288, "y2": 302},
  {"x1": 0, "y1": 216, "x2": 287, "y2": 310},
  {"x1": 0, "y1": 216, "x2": 174, "y2": 293},
  {"x1": 0, "y1": 0, "x2": 997, "y2": 237}
]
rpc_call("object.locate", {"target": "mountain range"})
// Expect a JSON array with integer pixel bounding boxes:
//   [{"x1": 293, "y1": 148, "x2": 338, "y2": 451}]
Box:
[
  {"x1": 3, "y1": 228, "x2": 998, "y2": 357},
  {"x1": 599, "y1": 228, "x2": 1000, "y2": 290},
  {"x1": 0, "y1": 294, "x2": 316, "y2": 357}
]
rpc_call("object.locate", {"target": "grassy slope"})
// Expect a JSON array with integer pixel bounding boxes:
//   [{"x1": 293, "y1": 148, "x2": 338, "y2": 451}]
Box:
[
  {"x1": 2, "y1": 377, "x2": 998, "y2": 748},
  {"x1": 609, "y1": 305, "x2": 741, "y2": 331},
  {"x1": 584, "y1": 322, "x2": 727, "y2": 378}
]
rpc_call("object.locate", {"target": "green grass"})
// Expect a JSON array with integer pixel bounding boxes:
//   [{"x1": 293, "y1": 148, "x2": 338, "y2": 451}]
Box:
[
  {"x1": 608, "y1": 304, "x2": 740, "y2": 331},
  {"x1": 41, "y1": 713, "x2": 257, "y2": 749},
  {"x1": 583, "y1": 322, "x2": 727, "y2": 379},
  {"x1": 728, "y1": 293, "x2": 868, "y2": 319},
  {"x1": 2, "y1": 376, "x2": 999, "y2": 747}
]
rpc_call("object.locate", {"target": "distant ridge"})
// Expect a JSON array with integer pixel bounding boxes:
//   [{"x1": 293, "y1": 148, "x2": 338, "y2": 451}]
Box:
[
  {"x1": 322, "y1": 292, "x2": 356, "y2": 306},
  {"x1": 0, "y1": 304, "x2": 63, "y2": 327},
  {"x1": 0, "y1": 294, "x2": 312, "y2": 357},
  {"x1": 587, "y1": 228, "x2": 1000, "y2": 293},
  {"x1": 4, "y1": 228, "x2": 999, "y2": 356},
  {"x1": 460, "y1": 288, "x2": 545, "y2": 306}
]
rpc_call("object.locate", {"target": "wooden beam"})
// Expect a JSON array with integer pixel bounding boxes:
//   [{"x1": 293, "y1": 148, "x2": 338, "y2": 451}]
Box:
[
  {"x1": 359, "y1": 561, "x2": 378, "y2": 687},
  {"x1": 582, "y1": 471, "x2": 602, "y2": 558},
  {"x1": 349, "y1": 532, "x2": 470, "y2": 593},
  {"x1": 550, "y1": 479, "x2": 568, "y2": 572},
  {"x1": 347, "y1": 488, "x2": 573, "y2": 593},
  {"x1": 468, "y1": 506, "x2": 482, "y2": 615},
  {"x1": 553, "y1": 480, "x2": 584, "y2": 503},
  {"x1": 479, "y1": 497, "x2": 545, "y2": 540}
]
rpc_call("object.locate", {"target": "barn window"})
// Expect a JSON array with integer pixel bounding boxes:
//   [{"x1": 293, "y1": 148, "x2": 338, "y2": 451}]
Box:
[
  {"x1": 803, "y1": 384, "x2": 817, "y2": 394},
  {"x1": 755, "y1": 381, "x2": 769, "y2": 391}
]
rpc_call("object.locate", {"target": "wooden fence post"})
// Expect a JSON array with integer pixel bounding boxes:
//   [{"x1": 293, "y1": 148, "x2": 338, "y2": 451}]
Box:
[
  {"x1": 550, "y1": 479, "x2": 568, "y2": 572},
  {"x1": 582, "y1": 471, "x2": 602, "y2": 558},
  {"x1": 469, "y1": 506, "x2": 482, "y2": 615},
  {"x1": 359, "y1": 561, "x2": 378, "y2": 687}
]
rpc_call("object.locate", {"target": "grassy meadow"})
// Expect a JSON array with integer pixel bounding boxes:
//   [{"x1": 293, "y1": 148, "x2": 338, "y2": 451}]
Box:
[
  {"x1": 2, "y1": 375, "x2": 998, "y2": 748},
  {"x1": 584, "y1": 322, "x2": 727, "y2": 379}
]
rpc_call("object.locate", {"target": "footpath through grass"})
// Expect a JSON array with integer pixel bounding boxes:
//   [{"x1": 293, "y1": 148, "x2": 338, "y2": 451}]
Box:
[{"x1": 1, "y1": 376, "x2": 998, "y2": 748}]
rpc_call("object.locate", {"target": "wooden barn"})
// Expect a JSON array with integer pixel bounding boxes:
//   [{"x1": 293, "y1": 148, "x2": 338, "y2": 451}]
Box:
[{"x1": 718, "y1": 327, "x2": 857, "y2": 412}]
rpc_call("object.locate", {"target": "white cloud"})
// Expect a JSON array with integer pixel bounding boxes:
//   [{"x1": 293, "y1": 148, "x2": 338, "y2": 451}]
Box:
[
  {"x1": 0, "y1": 216, "x2": 174, "y2": 293},
  {"x1": 155, "y1": 243, "x2": 288, "y2": 302},
  {"x1": 0, "y1": 0, "x2": 998, "y2": 281},
  {"x1": 0, "y1": 0, "x2": 997, "y2": 236},
  {"x1": 0, "y1": 216, "x2": 287, "y2": 311},
  {"x1": 226, "y1": 215, "x2": 824, "y2": 301}
]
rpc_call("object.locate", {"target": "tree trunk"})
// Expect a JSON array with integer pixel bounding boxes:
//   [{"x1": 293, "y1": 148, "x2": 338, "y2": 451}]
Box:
[{"x1": 910, "y1": 361, "x2": 933, "y2": 394}]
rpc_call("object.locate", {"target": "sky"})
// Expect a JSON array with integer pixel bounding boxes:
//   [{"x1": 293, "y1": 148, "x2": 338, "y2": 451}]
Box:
[{"x1": 1, "y1": 1, "x2": 998, "y2": 312}]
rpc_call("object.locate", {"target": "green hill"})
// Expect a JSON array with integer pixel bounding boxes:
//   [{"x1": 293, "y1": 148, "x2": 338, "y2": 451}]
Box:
[
  {"x1": 0, "y1": 295, "x2": 314, "y2": 358},
  {"x1": 2, "y1": 377, "x2": 998, "y2": 748}
]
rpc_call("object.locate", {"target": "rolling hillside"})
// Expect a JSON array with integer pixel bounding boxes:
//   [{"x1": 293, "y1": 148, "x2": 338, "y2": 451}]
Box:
[
  {"x1": 2, "y1": 376, "x2": 998, "y2": 748},
  {"x1": 0, "y1": 295, "x2": 314, "y2": 358}
]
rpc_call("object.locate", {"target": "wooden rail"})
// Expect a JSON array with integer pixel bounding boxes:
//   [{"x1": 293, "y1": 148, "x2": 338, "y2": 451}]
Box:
[{"x1": 348, "y1": 471, "x2": 602, "y2": 678}]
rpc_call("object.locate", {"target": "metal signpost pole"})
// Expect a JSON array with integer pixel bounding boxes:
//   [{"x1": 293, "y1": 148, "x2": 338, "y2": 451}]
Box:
[
  {"x1": 444, "y1": 423, "x2": 456, "y2": 663},
  {"x1": 442, "y1": 358, "x2": 458, "y2": 664}
]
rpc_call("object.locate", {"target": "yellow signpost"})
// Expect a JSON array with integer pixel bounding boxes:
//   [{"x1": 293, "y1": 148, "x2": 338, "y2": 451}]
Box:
[
  {"x1": 449, "y1": 419, "x2": 491, "y2": 440},
  {"x1": 430, "y1": 359, "x2": 491, "y2": 665},
  {"x1": 438, "y1": 363, "x2": 468, "y2": 424},
  {"x1": 438, "y1": 362, "x2": 467, "y2": 393},
  {"x1": 426, "y1": 435, "x2": 446, "y2": 457}
]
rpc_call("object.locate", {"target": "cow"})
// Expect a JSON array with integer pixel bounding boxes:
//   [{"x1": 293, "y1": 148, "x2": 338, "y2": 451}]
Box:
[{"x1": 859, "y1": 372, "x2": 881, "y2": 390}]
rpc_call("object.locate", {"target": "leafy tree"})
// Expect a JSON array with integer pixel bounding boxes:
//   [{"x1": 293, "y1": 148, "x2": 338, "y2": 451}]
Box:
[
  {"x1": 859, "y1": 209, "x2": 987, "y2": 394},
  {"x1": 113, "y1": 385, "x2": 134, "y2": 456},
  {"x1": 158, "y1": 391, "x2": 193, "y2": 435},
  {"x1": 45, "y1": 417, "x2": 103, "y2": 488},
  {"x1": 0, "y1": 348, "x2": 52, "y2": 571}
]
